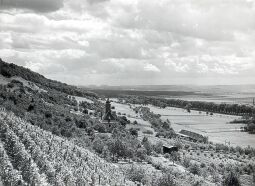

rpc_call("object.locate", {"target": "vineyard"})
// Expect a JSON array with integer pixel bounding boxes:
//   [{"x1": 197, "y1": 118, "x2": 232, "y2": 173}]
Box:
[{"x1": 0, "y1": 110, "x2": 135, "y2": 186}]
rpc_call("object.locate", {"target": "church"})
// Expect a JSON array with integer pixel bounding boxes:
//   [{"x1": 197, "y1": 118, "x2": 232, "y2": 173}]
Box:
[{"x1": 100, "y1": 98, "x2": 117, "y2": 125}]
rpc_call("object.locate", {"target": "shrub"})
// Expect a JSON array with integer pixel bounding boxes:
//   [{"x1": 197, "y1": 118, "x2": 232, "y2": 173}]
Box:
[
  {"x1": 155, "y1": 172, "x2": 176, "y2": 186},
  {"x1": 1, "y1": 68, "x2": 12, "y2": 77},
  {"x1": 93, "y1": 137, "x2": 105, "y2": 154},
  {"x1": 7, "y1": 83, "x2": 14, "y2": 88},
  {"x1": 222, "y1": 170, "x2": 241, "y2": 186},
  {"x1": 189, "y1": 163, "x2": 201, "y2": 176},
  {"x1": 136, "y1": 147, "x2": 147, "y2": 161},
  {"x1": 129, "y1": 128, "x2": 139, "y2": 137},
  {"x1": 200, "y1": 163, "x2": 206, "y2": 168},
  {"x1": 60, "y1": 128, "x2": 72, "y2": 138},
  {"x1": 45, "y1": 111, "x2": 52, "y2": 118},
  {"x1": 93, "y1": 123, "x2": 106, "y2": 133},
  {"x1": 174, "y1": 140, "x2": 183, "y2": 149},
  {"x1": 153, "y1": 142, "x2": 163, "y2": 154},
  {"x1": 126, "y1": 166, "x2": 147, "y2": 184},
  {"x1": 182, "y1": 156, "x2": 191, "y2": 168}
]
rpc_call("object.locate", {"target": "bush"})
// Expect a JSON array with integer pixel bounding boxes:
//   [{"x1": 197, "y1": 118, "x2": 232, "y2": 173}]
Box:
[
  {"x1": 93, "y1": 123, "x2": 106, "y2": 133},
  {"x1": 7, "y1": 83, "x2": 14, "y2": 88},
  {"x1": 129, "y1": 128, "x2": 139, "y2": 137},
  {"x1": 1, "y1": 68, "x2": 12, "y2": 77},
  {"x1": 126, "y1": 166, "x2": 147, "y2": 184},
  {"x1": 155, "y1": 172, "x2": 176, "y2": 186},
  {"x1": 182, "y1": 156, "x2": 191, "y2": 168},
  {"x1": 136, "y1": 147, "x2": 147, "y2": 161},
  {"x1": 142, "y1": 137, "x2": 153, "y2": 155},
  {"x1": 93, "y1": 137, "x2": 105, "y2": 154},
  {"x1": 189, "y1": 163, "x2": 201, "y2": 175},
  {"x1": 153, "y1": 142, "x2": 163, "y2": 154},
  {"x1": 200, "y1": 163, "x2": 206, "y2": 168},
  {"x1": 60, "y1": 128, "x2": 72, "y2": 138},
  {"x1": 222, "y1": 170, "x2": 241, "y2": 186},
  {"x1": 45, "y1": 111, "x2": 52, "y2": 118}
]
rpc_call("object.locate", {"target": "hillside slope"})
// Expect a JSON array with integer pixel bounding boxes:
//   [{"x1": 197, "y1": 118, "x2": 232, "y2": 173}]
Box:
[
  {"x1": 0, "y1": 58, "x2": 97, "y2": 98},
  {"x1": 0, "y1": 109, "x2": 134, "y2": 186}
]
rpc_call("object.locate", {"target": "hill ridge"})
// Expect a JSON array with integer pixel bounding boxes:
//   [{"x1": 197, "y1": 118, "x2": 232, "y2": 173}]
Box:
[{"x1": 0, "y1": 58, "x2": 97, "y2": 98}]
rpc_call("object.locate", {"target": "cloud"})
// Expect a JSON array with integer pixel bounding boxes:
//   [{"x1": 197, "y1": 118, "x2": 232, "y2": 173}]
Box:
[
  {"x1": 0, "y1": 0, "x2": 64, "y2": 12},
  {"x1": 144, "y1": 64, "x2": 160, "y2": 72},
  {"x1": 1, "y1": 0, "x2": 255, "y2": 85}
]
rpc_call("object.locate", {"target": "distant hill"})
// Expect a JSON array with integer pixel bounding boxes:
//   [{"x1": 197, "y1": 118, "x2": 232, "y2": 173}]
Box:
[{"x1": 0, "y1": 58, "x2": 97, "y2": 98}]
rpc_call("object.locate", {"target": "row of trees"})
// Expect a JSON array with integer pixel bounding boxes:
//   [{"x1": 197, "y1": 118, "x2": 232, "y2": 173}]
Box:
[{"x1": 122, "y1": 96, "x2": 255, "y2": 116}]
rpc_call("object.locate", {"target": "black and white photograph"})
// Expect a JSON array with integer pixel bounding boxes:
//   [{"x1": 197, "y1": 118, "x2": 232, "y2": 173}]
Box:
[{"x1": 0, "y1": 0, "x2": 255, "y2": 185}]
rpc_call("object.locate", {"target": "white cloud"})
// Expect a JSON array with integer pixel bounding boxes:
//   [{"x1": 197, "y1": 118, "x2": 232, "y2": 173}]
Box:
[
  {"x1": 144, "y1": 64, "x2": 160, "y2": 72},
  {"x1": 1, "y1": 0, "x2": 255, "y2": 85}
]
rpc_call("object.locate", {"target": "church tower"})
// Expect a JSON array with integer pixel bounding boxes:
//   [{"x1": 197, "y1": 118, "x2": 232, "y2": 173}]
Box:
[
  {"x1": 101, "y1": 98, "x2": 116, "y2": 124},
  {"x1": 105, "y1": 98, "x2": 111, "y2": 113}
]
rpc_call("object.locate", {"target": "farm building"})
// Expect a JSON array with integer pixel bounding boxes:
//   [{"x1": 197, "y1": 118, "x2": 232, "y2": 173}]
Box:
[{"x1": 178, "y1": 129, "x2": 207, "y2": 142}]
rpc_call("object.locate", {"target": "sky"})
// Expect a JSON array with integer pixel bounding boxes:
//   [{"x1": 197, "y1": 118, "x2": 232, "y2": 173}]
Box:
[{"x1": 0, "y1": 0, "x2": 255, "y2": 86}]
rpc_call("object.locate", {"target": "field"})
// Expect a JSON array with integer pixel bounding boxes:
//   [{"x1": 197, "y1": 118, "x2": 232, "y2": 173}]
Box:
[
  {"x1": 148, "y1": 105, "x2": 255, "y2": 148},
  {"x1": 110, "y1": 102, "x2": 154, "y2": 134},
  {"x1": 109, "y1": 98, "x2": 255, "y2": 148}
]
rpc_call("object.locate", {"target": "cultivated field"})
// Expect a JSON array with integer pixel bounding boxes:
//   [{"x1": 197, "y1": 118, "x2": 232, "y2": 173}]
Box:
[
  {"x1": 0, "y1": 110, "x2": 135, "y2": 186},
  {"x1": 148, "y1": 105, "x2": 255, "y2": 148}
]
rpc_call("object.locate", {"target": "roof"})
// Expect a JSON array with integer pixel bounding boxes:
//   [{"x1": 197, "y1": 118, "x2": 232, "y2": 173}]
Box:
[
  {"x1": 178, "y1": 129, "x2": 205, "y2": 141},
  {"x1": 162, "y1": 145, "x2": 177, "y2": 149}
]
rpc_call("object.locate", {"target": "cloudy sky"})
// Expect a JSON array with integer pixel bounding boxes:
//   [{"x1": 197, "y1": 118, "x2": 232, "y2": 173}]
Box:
[{"x1": 0, "y1": 0, "x2": 255, "y2": 86}]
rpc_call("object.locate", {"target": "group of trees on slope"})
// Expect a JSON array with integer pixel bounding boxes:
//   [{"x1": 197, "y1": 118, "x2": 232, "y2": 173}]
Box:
[{"x1": 0, "y1": 58, "x2": 97, "y2": 98}]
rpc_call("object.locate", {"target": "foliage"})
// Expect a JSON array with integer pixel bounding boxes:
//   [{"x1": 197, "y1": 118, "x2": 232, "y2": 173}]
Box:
[
  {"x1": 153, "y1": 172, "x2": 176, "y2": 186},
  {"x1": 126, "y1": 166, "x2": 147, "y2": 184},
  {"x1": 222, "y1": 170, "x2": 241, "y2": 186},
  {"x1": 189, "y1": 163, "x2": 201, "y2": 176}
]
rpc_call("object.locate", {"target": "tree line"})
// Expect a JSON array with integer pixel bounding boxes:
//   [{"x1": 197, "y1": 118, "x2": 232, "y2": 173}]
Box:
[{"x1": 121, "y1": 96, "x2": 255, "y2": 116}]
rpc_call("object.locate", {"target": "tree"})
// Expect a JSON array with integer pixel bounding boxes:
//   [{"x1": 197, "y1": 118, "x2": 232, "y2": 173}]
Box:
[
  {"x1": 142, "y1": 137, "x2": 153, "y2": 155},
  {"x1": 170, "y1": 151, "x2": 180, "y2": 165},
  {"x1": 136, "y1": 147, "x2": 147, "y2": 161}
]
